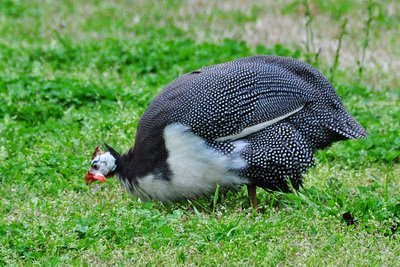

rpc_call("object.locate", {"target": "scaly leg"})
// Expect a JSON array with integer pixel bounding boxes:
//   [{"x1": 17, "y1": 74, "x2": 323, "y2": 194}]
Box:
[{"x1": 247, "y1": 184, "x2": 258, "y2": 210}]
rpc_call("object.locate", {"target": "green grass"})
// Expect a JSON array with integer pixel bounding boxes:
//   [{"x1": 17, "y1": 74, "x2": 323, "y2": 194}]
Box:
[{"x1": 1, "y1": 0, "x2": 400, "y2": 265}]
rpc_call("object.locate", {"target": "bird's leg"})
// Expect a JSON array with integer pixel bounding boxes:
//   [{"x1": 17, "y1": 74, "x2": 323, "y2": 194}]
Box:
[{"x1": 247, "y1": 184, "x2": 258, "y2": 210}]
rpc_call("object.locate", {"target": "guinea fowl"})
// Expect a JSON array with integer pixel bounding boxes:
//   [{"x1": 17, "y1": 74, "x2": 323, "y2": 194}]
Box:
[{"x1": 85, "y1": 55, "x2": 367, "y2": 209}]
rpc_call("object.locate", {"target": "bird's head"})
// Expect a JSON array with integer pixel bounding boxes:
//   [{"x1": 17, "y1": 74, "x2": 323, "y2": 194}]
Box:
[{"x1": 85, "y1": 145, "x2": 120, "y2": 185}]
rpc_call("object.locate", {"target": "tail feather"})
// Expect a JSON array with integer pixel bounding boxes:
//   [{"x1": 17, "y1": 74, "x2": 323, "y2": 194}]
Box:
[{"x1": 325, "y1": 113, "x2": 367, "y2": 139}]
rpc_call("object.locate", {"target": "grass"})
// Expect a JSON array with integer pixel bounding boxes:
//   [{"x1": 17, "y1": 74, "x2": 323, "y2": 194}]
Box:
[{"x1": 1, "y1": 0, "x2": 400, "y2": 265}]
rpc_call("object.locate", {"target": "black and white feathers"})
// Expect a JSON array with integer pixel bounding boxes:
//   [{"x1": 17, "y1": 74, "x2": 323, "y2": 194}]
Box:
[{"x1": 110, "y1": 55, "x2": 367, "y2": 201}]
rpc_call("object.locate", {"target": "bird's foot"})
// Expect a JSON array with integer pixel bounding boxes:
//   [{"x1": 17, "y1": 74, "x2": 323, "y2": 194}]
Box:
[{"x1": 247, "y1": 184, "x2": 258, "y2": 210}]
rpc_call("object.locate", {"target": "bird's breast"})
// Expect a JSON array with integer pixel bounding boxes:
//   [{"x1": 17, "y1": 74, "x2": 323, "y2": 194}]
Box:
[{"x1": 130, "y1": 123, "x2": 249, "y2": 202}]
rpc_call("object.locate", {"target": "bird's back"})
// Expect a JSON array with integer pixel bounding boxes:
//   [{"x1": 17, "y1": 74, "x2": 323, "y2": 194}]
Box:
[{"x1": 139, "y1": 55, "x2": 366, "y2": 142}]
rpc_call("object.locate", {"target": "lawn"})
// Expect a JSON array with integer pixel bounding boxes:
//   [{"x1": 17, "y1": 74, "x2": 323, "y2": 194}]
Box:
[{"x1": 1, "y1": 0, "x2": 400, "y2": 265}]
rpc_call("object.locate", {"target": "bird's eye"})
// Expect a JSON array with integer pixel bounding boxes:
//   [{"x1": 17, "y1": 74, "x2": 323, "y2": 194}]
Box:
[{"x1": 91, "y1": 162, "x2": 99, "y2": 170}]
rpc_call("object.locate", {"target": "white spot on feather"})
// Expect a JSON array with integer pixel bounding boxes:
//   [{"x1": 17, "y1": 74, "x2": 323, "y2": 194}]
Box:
[
  {"x1": 216, "y1": 106, "x2": 303, "y2": 141},
  {"x1": 136, "y1": 123, "x2": 248, "y2": 202}
]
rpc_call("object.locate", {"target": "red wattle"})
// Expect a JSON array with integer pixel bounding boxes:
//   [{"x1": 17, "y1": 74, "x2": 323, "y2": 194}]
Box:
[{"x1": 85, "y1": 172, "x2": 106, "y2": 185}]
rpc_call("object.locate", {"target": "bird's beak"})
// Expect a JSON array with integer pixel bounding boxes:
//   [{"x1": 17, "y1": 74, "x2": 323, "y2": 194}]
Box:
[{"x1": 85, "y1": 172, "x2": 106, "y2": 185}]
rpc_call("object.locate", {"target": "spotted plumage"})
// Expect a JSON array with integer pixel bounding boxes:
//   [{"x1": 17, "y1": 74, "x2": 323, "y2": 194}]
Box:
[{"x1": 85, "y1": 55, "x2": 367, "y2": 207}]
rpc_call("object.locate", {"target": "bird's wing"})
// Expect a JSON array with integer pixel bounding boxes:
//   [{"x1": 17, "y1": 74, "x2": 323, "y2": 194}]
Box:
[
  {"x1": 242, "y1": 122, "x2": 314, "y2": 170},
  {"x1": 175, "y1": 56, "x2": 321, "y2": 141},
  {"x1": 243, "y1": 122, "x2": 314, "y2": 190}
]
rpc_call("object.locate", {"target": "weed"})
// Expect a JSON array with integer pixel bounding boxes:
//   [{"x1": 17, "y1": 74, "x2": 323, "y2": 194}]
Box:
[
  {"x1": 303, "y1": 0, "x2": 317, "y2": 65},
  {"x1": 357, "y1": 1, "x2": 375, "y2": 83},
  {"x1": 330, "y1": 18, "x2": 348, "y2": 81}
]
